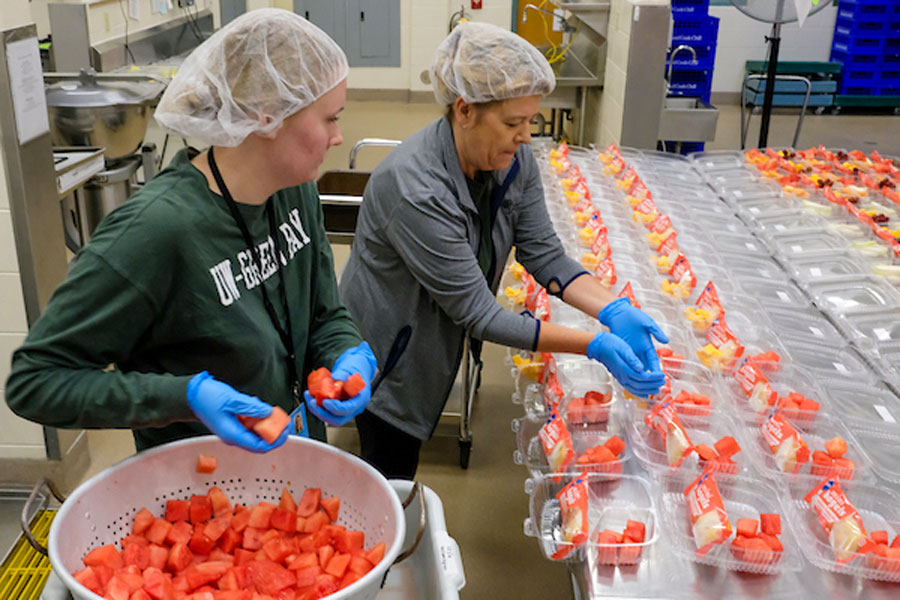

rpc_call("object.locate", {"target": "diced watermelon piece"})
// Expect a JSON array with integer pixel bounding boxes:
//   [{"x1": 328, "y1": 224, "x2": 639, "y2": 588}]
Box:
[
  {"x1": 241, "y1": 527, "x2": 265, "y2": 551},
  {"x1": 603, "y1": 435, "x2": 626, "y2": 458},
  {"x1": 313, "y1": 573, "x2": 340, "y2": 597},
  {"x1": 189, "y1": 495, "x2": 213, "y2": 525},
  {"x1": 165, "y1": 500, "x2": 190, "y2": 524},
  {"x1": 145, "y1": 519, "x2": 172, "y2": 546},
  {"x1": 207, "y1": 486, "x2": 231, "y2": 519},
  {"x1": 84, "y1": 543, "x2": 124, "y2": 570},
  {"x1": 196, "y1": 454, "x2": 217, "y2": 474},
  {"x1": 230, "y1": 510, "x2": 251, "y2": 533},
  {"x1": 216, "y1": 529, "x2": 241, "y2": 555},
  {"x1": 244, "y1": 406, "x2": 289, "y2": 443},
  {"x1": 130, "y1": 589, "x2": 152, "y2": 600},
  {"x1": 246, "y1": 560, "x2": 296, "y2": 595},
  {"x1": 347, "y1": 555, "x2": 373, "y2": 576},
  {"x1": 320, "y1": 497, "x2": 340, "y2": 522},
  {"x1": 758, "y1": 532, "x2": 784, "y2": 553},
  {"x1": 166, "y1": 542, "x2": 194, "y2": 572},
  {"x1": 165, "y1": 521, "x2": 193, "y2": 546},
  {"x1": 812, "y1": 450, "x2": 834, "y2": 466},
  {"x1": 123, "y1": 541, "x2": 151, "y2": 570},
  {"x1": 287, "y1": 552, "x2": 319, "y2": 571},
  {"x1": 694, "y1": 443, "x2": 718, "y2": 461},
  {"x1": 736, "y1": 518, "x2": 758, "y2": 538},
  {"x1": 307, "y1": 368, "x2": 341, "y2": 405},
  {"x1": 133, "y1": 508, "x2": 155, "y2": 535},
  {"x1": 339, "y1": 569, "x2": 364, "y2": 590},
  {"x1": 301, "y1": 511, "x2": 329, "y2": 534},
  {"x1": 342, "y1": 373, "x2": 366, "y2": 398},
  {"x1": 760, "y1": 513, "x2": 781, "y2": 535},
  {"x1": 364, "y1": 542, "x2": 386, "y2": 566},
  {"x1": 248, "y1": 502, "x2": 276, "y2": 529},
  {"x1": 333, "y1": 529, "x2": 365, "y2": 556},
  {"x1": 279, "y1": 489, "x2": 297, "y2": 513},
  {"x1": 324, "y1": 553, "x2": 351, "y2": 578},
  {"x1": 624, "y1": 520, "x2": 646, "y2": 544},
  {"x1": 188, "y1": 529, "x2": 215, "y2": 556},
  {"x1": 73, "y1": 567, "x2": 103, "y2": 594},
  {"x1": 202, "y1": 517, "x2": 230, "y2": 542},
  {"x1": 318, "y1": 545, "x2": 335, "y2": 569},
  {"x1": 262, "y1": 538, "x2": 294, "y2": 563},
  {"x1": 148, "y1": 545, "x2": 168, "y2": 571},
  {"x1": 142, "y1": 567, "x2": 175, "y2": 600},
  {"x1": 871, "y1": 530, "x2": 889, "y2": 545},
  {"x1": 713, "y1": 436, "x2": 740, "y2": 459},
  {"x1": 825, "y1": 436, "x2": 848, "y2": 459},
  {"x1": 269, "y1": 508, "x2": 297, "y2": 533},
  {"x1": 297, "y1": 489, "x2": 321, "y2": 518}
]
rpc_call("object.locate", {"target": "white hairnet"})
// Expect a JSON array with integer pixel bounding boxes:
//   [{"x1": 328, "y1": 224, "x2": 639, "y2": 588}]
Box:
[
  {"x1": 431, "y1": 22, "x2": 555, "y2": 105},
  {"x1": 154, "y1": 8, "x2": 348, "y2": 146}
]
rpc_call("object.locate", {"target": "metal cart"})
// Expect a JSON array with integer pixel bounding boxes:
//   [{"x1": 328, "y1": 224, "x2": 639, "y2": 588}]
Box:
[{"x1": 317, "y1": 138, "x2": 480, "y2": 469}]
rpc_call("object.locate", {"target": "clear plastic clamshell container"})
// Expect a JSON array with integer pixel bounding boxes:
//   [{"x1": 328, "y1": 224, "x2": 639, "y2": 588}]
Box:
[
  {"x1": 736, "y1": 196, "x2": 798, "y2": 223},
  {"x1": 717, "y1": 362, "x2": 831, "y2": 425},
  {"x1": 718, "y1": 251, "x2": 791, "y2": 283},
  {"x1": 629, "y1": 360, "x2": 722, "y2": 419},
  {"x1": 523, "y1": 473, "x2": 659, "y2": 565},
  {"x1": 657, "y1": 473, "x2": 803, "y2": 575},
  {"x1": 626, "y1": 406, "x2": 753, "y2": 478},
  {"x1": 780, "y1": 478, "x2": 900, "y2": 582},
  {"x1": 737, "y1": 410, "x2": 874, "y2": 483},
  {"x1": 852, "y1": 428, "x2": 900, "y2": 485},
  {"x1": 821, "y1": 379, "x2": 900, "y2": 432},
  {"x1": 786, "y1": 250, "x2": 869, "y2": 284},
  {"x1": 511, "y1": 410, "x2": 630, "y2": 478},
  {"x1": 779, "y1": 337, "x2": 879, "y2": 384},
  {"x1": 689, "y1": 150, "x2": 747, "y2": 173},
  {"x1": 729, "y1": 276, "x2": 811, "y2": 309},
  {"x1": 765, "y1": 305, "x2": 844, "y2": 345},
  {"x1": 751, "y1": 208, "x2": 826, "y2": 236},
  {"x1": 837, "y1": 308, "x2": 900, "y2": 354},
  {"x1": 804, "y1": 275, "x2": 900, "y2": 316},
  {"x1": 765, "y1": 228, "x2": 850, "y2": 259}
]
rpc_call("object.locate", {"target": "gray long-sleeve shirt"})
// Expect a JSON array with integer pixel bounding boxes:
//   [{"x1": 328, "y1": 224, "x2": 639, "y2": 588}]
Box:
[{"x1": 340, "y1": 117, "x2": 587, "y2": 440}]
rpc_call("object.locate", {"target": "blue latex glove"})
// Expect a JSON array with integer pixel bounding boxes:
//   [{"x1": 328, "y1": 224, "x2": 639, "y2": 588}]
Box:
[
  {"x1": 187, "y1": 371, "x2": 289, "y2": 452},
  {"x1": 598, "y1": 297, "x2": 670, "y2": 373},
  {"x1": 306, "y1": 342, "x2": 378, "y2": 427},
  {"x1": 587, "y1": 332, "x2": 667, "y2": 397}
]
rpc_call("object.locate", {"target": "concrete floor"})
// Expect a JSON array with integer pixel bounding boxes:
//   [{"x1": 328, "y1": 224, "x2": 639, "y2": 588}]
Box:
[{"x1": 72, "y1": 98, "x2": 899, "y2": 600}]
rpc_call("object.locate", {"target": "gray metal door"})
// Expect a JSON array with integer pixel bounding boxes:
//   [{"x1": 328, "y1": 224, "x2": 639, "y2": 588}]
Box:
[
  {"x1": 220, "y1": 0, "x2": 246, "y2": 27},
  {"x1": 344, "y1": 0, "x2": 399, "y2": 66},
  {"x1": 295, "y1": 0, "x2": 346, "y2": 48}
]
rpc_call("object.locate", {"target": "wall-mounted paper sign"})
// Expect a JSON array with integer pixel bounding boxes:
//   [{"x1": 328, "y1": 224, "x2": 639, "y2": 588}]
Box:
[{"x1": 5, "y1": 36, "x2": 50, "y2": 146}]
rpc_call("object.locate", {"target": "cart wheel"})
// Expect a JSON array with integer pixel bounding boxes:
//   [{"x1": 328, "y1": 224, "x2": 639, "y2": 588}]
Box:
[{"x1": 459, "y1": 439, "x2": 472, "y2": 469}]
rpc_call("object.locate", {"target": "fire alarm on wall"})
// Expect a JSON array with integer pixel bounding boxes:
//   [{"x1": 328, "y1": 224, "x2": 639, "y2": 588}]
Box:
[{"x1": 471, "y1": 0, "x2": 482, "y2": 9}]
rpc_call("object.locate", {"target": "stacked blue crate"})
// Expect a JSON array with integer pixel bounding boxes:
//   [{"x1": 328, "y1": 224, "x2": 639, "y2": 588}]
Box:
[
  {"x1": 830, "y1": 0, "x2": 900, "y2": 96},
  {"x1": 666, "y1": 0, "x2": 718, "y2": 153}
]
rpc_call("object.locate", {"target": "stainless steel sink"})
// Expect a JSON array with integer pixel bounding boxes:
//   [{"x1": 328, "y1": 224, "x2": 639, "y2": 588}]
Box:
[{"x1": 658, "y1": 96, "x2": 719, "y2": 142}]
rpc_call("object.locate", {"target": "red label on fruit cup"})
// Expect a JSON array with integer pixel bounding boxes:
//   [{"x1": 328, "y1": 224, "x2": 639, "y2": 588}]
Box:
[
  {"x1": 539, "y1": 353, "x2": 557, "y2": 385},
  {"x1": 733, "y1": 357, "x2": 769, "y2": 397},
  {"x1": 621, "y1": 165, "x2": 638, "y2": 184},
  {"x1": 551, "y1": 472, "x2": 590, "y2": 560},
  {"x1": 594, "y1": 257, "x2": 617, "y2": 286},
  {"x1": 760, "y1": 411, "x2": 809, "y2": 474},
  {"x1": 706, "y1": 317, "x2": 744, "y2": 355},
  {"x1": 629, "y1": 179, "x2": 650, "y2": 199},
  {"x1": 696, "y1": 281, "x2": 724, "y2": 317},
  {"x1": 587, "y1": 211, "x2": 605, "y2": 231},
  {"x1": 657, "y1": 234, "x2": 680, "y2": 257},
  {"x1": 575, "y1": 197, "x2": 592, "y2": 214},
  {"x1": 684, "y1": 468, "x2": 732, "y2": 556},
  {"x1": 669, "y1": 256, "x2": 698, "y2": 292},
  {"x1": 539, "y1": 410, "x2": 575, "y2": 483},
  {"x1": 645, "y1": 398, "x2": 694, "y2": 468},
  {"x1": 557, "y1": 141, "x2": 570, "y2": 156},
  {"x1": 618, "y1": 282, "x2": 641, "y2": 309},
  {"x1": 543, "y1": 372, "x2": 564, "y2": 413},
  {"x1": 605, "y1": 142, "x2": 620, "y2": 158},
  {"x1": 591, "y1": 232, "x2": 611, "y2": 258},
  {"x1": 634, "y1": 196, "x2": 657, "y2": 216},
  {"x1": 804, "y1": 477, "x2": 868, "y2": 563},
  {"x1": 648, "y1": 214, "x2": 674, "y2": 235},
  {"x1": 610, "y1": 156, "x2": 626, "y2": 174}
]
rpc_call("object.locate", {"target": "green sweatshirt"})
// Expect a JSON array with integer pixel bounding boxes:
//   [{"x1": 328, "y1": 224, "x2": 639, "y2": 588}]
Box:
[{"x1": 5, "y1": 148, "x2": 362, "y2": 450}]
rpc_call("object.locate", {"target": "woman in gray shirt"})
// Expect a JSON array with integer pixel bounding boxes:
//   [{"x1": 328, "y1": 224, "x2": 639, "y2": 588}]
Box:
[{"x1": 340, "y1": 22, "x2": 668, "y2": 478}]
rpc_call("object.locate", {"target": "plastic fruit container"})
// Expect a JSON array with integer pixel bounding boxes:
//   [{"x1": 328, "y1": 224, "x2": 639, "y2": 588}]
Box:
[
  {"x1": 657, "y1": 473, "x2": 802, "y2": 575},
  {"x1": 523, "y1": 473, "x2": 659, "y2": 566}
]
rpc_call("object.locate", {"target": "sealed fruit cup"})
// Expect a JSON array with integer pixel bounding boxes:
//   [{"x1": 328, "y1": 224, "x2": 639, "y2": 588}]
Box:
[
  {"x1": 556, "y1": 360, "x2": 616, "y2": 425},
  {"x1": 721, "y1": 359, "x2": 829, "y2": 425},
  {"x1": 523, "y1": 472, "x2": 659, "y2": 566},
  {"x1": 658, "y1": 471, "x2": 802, "y2": 575},
  {"x1": 781, "y1": 476, "x2": 900, "y2": 582},
  {"x1": 512, "y1": 412, "x2": 629, "y2": 480},
  {"x1": 628, "y1": 404, "x2": 749, "y2": 478},
  {"x1": 741, "y1": 410, "x2": 874, "y2": 483}
]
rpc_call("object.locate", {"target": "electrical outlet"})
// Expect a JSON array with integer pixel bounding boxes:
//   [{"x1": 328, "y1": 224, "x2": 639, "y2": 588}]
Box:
[{"x1": 178, "y1": 0, "x2": 195, "y2": 7}]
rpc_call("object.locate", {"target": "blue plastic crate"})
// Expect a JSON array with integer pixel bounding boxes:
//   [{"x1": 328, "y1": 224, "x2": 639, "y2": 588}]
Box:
[
  {"x1": 834, "y1": 17, "x2": 890, "y2": 38},
  {"x1": 840, "y1": 83, "x2": 880, "y2": 95},
  {"x1": 837, "y1": 0, "x2": 892, "y2": 18},
  {"x1": 671, "y1": 0, "x2": 709, "y2": 14},
  {"x1": 664, "y1": 141, "x2": 705, "y2": 155},
  {"x1": 832, "y1": 33, "x2": 886, "y2": 54},
  {"x1": 831, "y1": 46, "x2": 883, "y2": 67},
  {"x1": 667, "y1": 44, "x2": 717, "y2": 71},
  {"x1": 885, "y1": 54, "x2": 900, "y2": 66},
  {"x1": 843, "y1": 66, "x2": 880, "y2": 84},
  {"x1": 887, "y1": 38, "x2": 900, "y2": 53},
  {"x1": 672, "y1": 16, "x2": 719, "y2": 46},
  {"x1": 880, "y1": 86, "x2": 900, "y2": 96}
]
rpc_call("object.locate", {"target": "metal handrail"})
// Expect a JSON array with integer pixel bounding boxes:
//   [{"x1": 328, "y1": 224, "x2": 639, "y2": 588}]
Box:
[
  {"x1": 348, "y1": 138, "x2": 402, "y2": 169},
  {"x1": 741, "y1": 73, "x2": 812, "y2": 149}
]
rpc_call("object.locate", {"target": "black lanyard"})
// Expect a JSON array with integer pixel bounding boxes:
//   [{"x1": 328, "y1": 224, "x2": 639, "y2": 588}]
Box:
[{"x1": 207, "y1": 147, "x2": 300, "y2": 405}]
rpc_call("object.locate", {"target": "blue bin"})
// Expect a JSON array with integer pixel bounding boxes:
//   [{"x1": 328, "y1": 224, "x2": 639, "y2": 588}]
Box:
[
  {"x1": 667, "y1": 44, "x2": 717, "y2": 71},
  {"x1": 672, "y1": 16, "x2": 719, "y2": 46},
  {"x1": 671, "y1": 0, "x2": 710, "y2": 14}
]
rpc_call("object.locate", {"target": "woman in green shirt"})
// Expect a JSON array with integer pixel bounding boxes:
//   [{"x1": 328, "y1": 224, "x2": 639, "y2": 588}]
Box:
[{"x1": 5, "y1": 9, "x2": 375, "y2": 452}]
